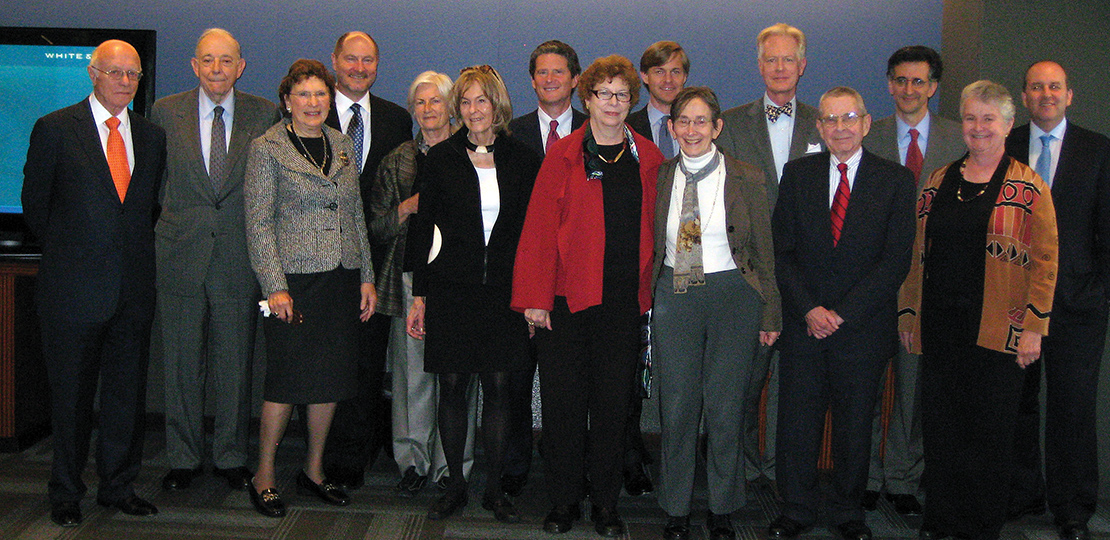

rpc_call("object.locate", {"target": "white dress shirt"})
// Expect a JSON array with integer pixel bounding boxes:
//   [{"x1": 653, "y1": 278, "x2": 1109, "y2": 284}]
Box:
[
  {"x1": 89, "y1": 94, "x2": 134, "y2": 173},
  {"x1": 334, "y1": 92, "x2": 372, "y2": 169},
  {"x1": 199, "y1": 90, "x2": 235, "y2": 175},
  {"x1": 1029, "y1": 118, "x2": 1067, "y2": 186},
  {"x1": 764, "y1": 94, "x2": 797, "y2": 182},
  {"x1": 537, "y1": 105, "x2": 574, "y2": 152},
  {"x1": 828, "y1": 148, "x2": 863, "y2": 208}
]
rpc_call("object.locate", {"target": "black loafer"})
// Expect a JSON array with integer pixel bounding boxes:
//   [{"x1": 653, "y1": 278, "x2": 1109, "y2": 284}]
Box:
[
  {"x1": 591, "y1": 505, "x2": 625, "y2": 537},
  {"x1": 543, "y1": 504, "x2": 581, "y2": 533},
  {"x1": 248, "y1": 479, "x2": 286, "y2": 518},
  {"x1": 623, "y1": 463, "x2": 654, "y2": 496},
  {"x1": 427, "y1": 491, "x2": 468, "y2": 520},
  {"x1": 862, "y1": 489, "x2": 880, "y2": 511},
  {"x1": 836, "y1": 520, "x2": 873, "y2": 540},
  {"x1": 708, "y1": 511, "x2": 737, "y2": 540},
  {"x1": 1059, "y1": 520, "x2": 1091, "y2": 540},
  {"x1": 162, "y1": 467, "x2": 202, "y2": 491},
  {"x1": 663, "y1": 514, "x2": 690, "y2": 540},
  {"x1": 397, "y1": 466, "x2": 427, "y2": 498},
  {"x1": 768, "y1": 515, "x2": 809, "y2": 540},
  {"x1": 324, "y1": 464, "x2": 364, "y2": 491},
  {"x1": 97, "y1": 494, "x2": 158, "y2": 516},
  {"x1": 887, "y1": 493, "x2": 922, "y2": 515},
  {"x1": 500, "y1": 472, "x2": 527, "y2": 497},
  {"x1": 482, "y1": 493, "x2": 521, "y2": 524},
  {"x1": 295, "y1": 470, "x2": 350, "y2": 506},
  {"x1": 213, "y1": 466, "x2": 253, "y2": 491},
  {"x1": 50, "y1": 501, "x2": 82, "y2": 527}
]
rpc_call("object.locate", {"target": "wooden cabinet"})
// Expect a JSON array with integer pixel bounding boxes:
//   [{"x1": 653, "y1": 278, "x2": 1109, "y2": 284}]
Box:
[{"x1": 0, "y1": 258, "x2": 49, "y2": 452}]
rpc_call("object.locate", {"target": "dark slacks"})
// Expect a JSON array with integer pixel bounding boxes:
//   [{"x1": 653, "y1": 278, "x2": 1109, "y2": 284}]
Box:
[
  {"x1": 536, "y1": 297, "x2": 640, "y2": 510},
  {"x1": 324, "y1": 312, "x2": 390, "y2": 471},
  {"x1": 503, "y1": 349, "x2": 536, "y2": 478}
]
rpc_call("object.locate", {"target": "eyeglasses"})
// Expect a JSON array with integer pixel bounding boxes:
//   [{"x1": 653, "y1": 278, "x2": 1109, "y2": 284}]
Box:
[
  {"x1": 591, "y1": 89, "x2": 632, "y2": 103},
  {"x1": 818, "y1": 111, "x2": 866, "y2": 127},
  {"x1": 890, "y1": 76, "x2": 931, "y2": 88},
  {"x1": 672, "y1": 117, "x2": 713, "y2": 129},
  {"x1": 91, "y1": 65, "x2": 143, "y2": 81},
  {"x1": 289, "y1": 90, "x2": 329, "y2": 100}
]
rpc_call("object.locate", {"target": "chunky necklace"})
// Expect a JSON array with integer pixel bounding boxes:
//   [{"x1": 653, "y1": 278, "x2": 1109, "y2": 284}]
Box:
[
  {"x1": 464, "y1": 136, "x2": 495, "y2": 154},
  {"x1": 957, "y1": 159, "x2": 988, "y2": 202},
  {"x1": 596, "y1": 140, "x2": 627, "y2": 163},
  {"x1": 288, "y1": 124, "x2": 330, "y2": 174}
]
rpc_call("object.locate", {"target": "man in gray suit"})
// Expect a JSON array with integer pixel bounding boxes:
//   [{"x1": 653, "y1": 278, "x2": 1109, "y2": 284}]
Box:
[
  {"x1": 715, "y1": 22, "x2": 822, "y2": 492},
  {"x1": 860, "y1": 45, "x2": 963, "y2": 516},
  {"x1": 151, "y1": 28, "x2": 279, "y2": 492}
]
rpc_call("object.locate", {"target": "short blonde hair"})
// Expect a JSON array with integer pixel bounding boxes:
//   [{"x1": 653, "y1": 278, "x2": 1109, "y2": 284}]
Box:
[
  {"x1": 757, "y1": 23, "x2": 807, "y2": 61},
  {"x1": 451, "y1": 65, "x2": 512, "y2": 134},
  {"x1": 961, "y1": 80, "x2": 1015, "y2": 123}
]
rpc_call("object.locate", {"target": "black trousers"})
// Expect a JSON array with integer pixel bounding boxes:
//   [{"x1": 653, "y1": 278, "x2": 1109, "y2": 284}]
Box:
[
  {"x1": 502, "y1": 348, "x2": 536, "y2": 478},
  {"x1": 323, "y1": 312, "x2": 390, "y2": 472},
  {"x1": 536, "y1": 297, "x2": 640, "y2": 510}
]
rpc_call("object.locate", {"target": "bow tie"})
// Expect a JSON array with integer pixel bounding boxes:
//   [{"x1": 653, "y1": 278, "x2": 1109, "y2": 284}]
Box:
[{"x1": 765, "y1": 102, "x2": 793, "y2": 122}]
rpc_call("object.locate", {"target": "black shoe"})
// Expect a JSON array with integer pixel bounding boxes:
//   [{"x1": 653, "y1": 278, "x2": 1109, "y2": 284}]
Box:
[
  {"x1": 50, "y1": 501, "x2": 82, "y2": 527},
  {"x1": 427, "y1": 491, "x2": 468, "y2": 520},
  {"x1": 482, "y1": 493, "x2": 521, "y2": 524},
  {"x1": 248, "y1": 478, "x2": 286, "y2": 518},
  {"x1": 544, "y1": 504, "x2": 581, "y2": 533},
  {"x1": 591, "y1": 505, "x2": 625, "y2": 537},
  {"x1": 1059, "y1": 521, "x2": 1091, "y2": 540},
  {"x1": 861, "y1": 489, "x2": 880, "y2": 511},
  {"x1": 295, "y1": 470, "x2": 350, "y2": 506},
  {"x1": 836, "y1": 520, "x2": 872, "y2": 540},
  {"x1": 435, "y1": 476, "x2": 451, "y2": 491},
  {"x1": 500, "y1": 472, "x2": 528, "y2": 497},
  {"x1": 707, "y1": 511, "x2": 737, "y2": 540},
  {"x1": 162, "y1": 467, "x2": 202, "y2": 490},
  {"x1": 97, "y1": 494, "x2": 158, "y2": 516},
  {"x1": 887, "y1": 493, "x2": 922, "y2": 515},
  {"x1": 623, "y1": 462, "x2": 654, "y2": 496},
  {"x1": 768, "y1": 515, "x2": 809, "y2": 540},
  {"x1": 213, "y1": 466, "x2": 253, "y2": 491},
  {"x1": 397, "y1": 466, "x2": 427, "y2": 498},
  {"x1": 323, "y1": 464, "x2": 364, "y2": 491},
  {"x1": 663, "y1": 514, "x2": 690, "y2": 540}
]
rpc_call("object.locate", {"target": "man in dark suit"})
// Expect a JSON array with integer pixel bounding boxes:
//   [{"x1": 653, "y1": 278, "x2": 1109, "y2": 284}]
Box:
[
  {"x1": 22, "y1": 39, "x2": 166, "y2": 527},
  {"x1": 151, "y1": 28, "x2": 279, "y2": 494},
  {"x1": 768, "y1": 87, "x2": 915, "y2": 540},
  {"x1": 323, "y1": 30, "x2": 414, "y2": 491},
  {"x1": 626, "y1": 41, "x2": 688, "y2": 160},
  {"x1": 502, "y1": 39, "x2": 587, "y2": 498},
  {"x1": 859, "y1": 45, "x2": 964, "y2": 516},
  {"x1": 714, "y1": 22, "x2": 823, "y2": 492},
  {"x1": 1006, "y1": 61, "x2": 1110, "y2": 540}
]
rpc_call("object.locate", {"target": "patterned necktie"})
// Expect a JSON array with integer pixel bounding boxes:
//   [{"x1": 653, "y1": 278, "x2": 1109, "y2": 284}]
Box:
[
  {"x1": 831, "y1": 162, "x2": 850, "y2": 246},
  {"x1": 105, "y1": 116, "x2": 130, "y2": 202},
  {"x1": 657, "y1": 115, "x2": 675, "y2": 159},
  {"x1": 905, "y1": 128, "x2": 923, "y2": 184},
  {"x1": 1037, "y1": 134, "x2": 1054, "y2": 187},
  {"x1": 545, "y1": 119, "x2": 560, "y2": 154},
  {"x1": 348, "y1": 103, "x2": 364, "y2": 172},
  {"x1": 765, "y1": 101, "x2": 793, "y2": 122},
  {"x1": 673, "y1": 150, "x2": 722, "y2": 293},
  {"x1": 209, "y1": 105, "x2": 227, "y2": 190}
]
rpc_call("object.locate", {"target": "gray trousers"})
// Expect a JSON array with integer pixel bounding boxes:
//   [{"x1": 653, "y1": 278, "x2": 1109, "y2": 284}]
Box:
[
  {"x1": 389, "y1": 272, "x2": 476, "y2": 482},
  {"x1": 654, "y1": 268, "x2": 762, "y2": 515},
  {"x1": 866, "y1": 346, "x2": 923, "y2": 495}
]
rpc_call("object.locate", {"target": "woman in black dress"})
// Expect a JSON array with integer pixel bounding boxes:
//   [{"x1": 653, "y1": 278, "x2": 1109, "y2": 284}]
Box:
[
  {"x1": 405, "y1": 65, "x2": 541, "y2": 523},
  {"x1": 243, "y1": 59, "x2": 377, "y2": 517}
]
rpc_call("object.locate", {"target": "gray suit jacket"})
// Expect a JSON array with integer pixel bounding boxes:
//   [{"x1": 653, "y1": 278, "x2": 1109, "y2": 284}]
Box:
[
  {"x1": 716, "y1": 97, "x2": 824, "y2": 208},
  {"x1": 863, "y1": 113, "x2": 964, "y2": 190},
  {"x1": 151, "y1": 88, "x2": 279, "y2": 297},
  {"x1": 244, "y1": 121, "x2": 374, "y2": 296}
]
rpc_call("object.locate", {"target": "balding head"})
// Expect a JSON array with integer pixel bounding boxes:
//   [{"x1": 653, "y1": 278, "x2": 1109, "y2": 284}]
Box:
[
  {"x1": 192, "y1": 28, "x2": 246, "y2": 102},
  {"x1": 88, "y1": 40, "x2": 142, "y2": 116}
]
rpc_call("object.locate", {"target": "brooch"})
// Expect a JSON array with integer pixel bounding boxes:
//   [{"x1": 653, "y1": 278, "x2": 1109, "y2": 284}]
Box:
[{"x1": 337, "y1": 151, "x2": 350, "y2": 166}]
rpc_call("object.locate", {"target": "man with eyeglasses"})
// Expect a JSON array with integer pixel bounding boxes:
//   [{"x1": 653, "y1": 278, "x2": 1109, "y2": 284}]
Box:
[
  {"x1": 149, "y1": 28, "x2": 280, "y2": 495},
  {"x1": 768, "y1": 86, "x2": 915, "y2": 540},
  {"x1": 627, "y1": 41, "x2": 688, "y2": 160},
  {"x1": 859, "y1": 45, "x2": 962, "y2": 516},
  {"x1": 22, "y1": 39, "x2": 166, "y2": 527}
]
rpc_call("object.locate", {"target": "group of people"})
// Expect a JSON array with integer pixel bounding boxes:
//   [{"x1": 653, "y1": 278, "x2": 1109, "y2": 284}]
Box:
[{"x1": 20, "y1": 19, "x2": 1110, "y2": 540}]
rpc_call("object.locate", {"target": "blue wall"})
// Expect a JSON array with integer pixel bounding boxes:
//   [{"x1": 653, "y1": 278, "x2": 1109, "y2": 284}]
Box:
[{"x1": 2, "y1": 0, "x2": 943, "y2": 123}]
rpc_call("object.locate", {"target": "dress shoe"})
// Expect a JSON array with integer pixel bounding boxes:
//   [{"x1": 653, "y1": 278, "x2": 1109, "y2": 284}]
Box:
[
  {"x1": 707, "y1": 511, "x2": 737, "y2": 540},
  {"x1": 295, "y1": 470, "x2": 350, "y2": 506},
  {"x1": 543, "y1": 504, "x2": 581, "y2": 533},
  {"x1": 861, "y1": 489, "x2": 880, "y2": 511},
  {"x1": 662, "y1": 514, "x2": 690, "y2": 540},
  {"x1": 162, "y1": 467, "x2": 202, "y2": 491},
  {"x1": 887, "y1": 493, "x2": 922, "y2": 515},
  {"x1": 397, "y1": 466, "x2": 427, "y2": 498},
  {"x1": 248, "y1": 479, "x2": 286, "y2": 518},
  {"x1": 97, "y1": 494, "x2": 158, "y2": 516},
  {"x1": 768, "y1": 515, "x2": 809, "y2": 540},
  {"x1": 427, "y1": 490, "x2": 468, "y2": 520},
  {"x1": 1059, "y1": 520, "x2": 1091, "y2": 540},
  {"x1": 323, "y1": 464, "x2": 364, "y2": 491},
  {"x1": 836, "y1": 520, "x2": 873, "y2": 540},
  {"x1": 623, "y1": 462, "x2": 654, "y2": 496},
  {"x1": 435, "y1": 476, "x2": 451, "y2": 491},
  {"x1": 482, "y1": 493, "x2": 521, "y2": 524},
  {"x1": 591, "y1": 505, "x2": 625, "y2": 537},
  {"x1": 50, "y1": 501, "x2": 81, "y2": 527},
  {"x1": 213, "y1": 466, "x2": 253, "y2": 491},
  {"x1": 500, "y1": 472, "x2": 527, "y2": 497}
]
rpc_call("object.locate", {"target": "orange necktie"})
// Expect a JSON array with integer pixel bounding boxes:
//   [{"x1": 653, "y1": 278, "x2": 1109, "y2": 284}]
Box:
[{"x1": 105, "y1": 116, "x2": 130, "y2": 202}]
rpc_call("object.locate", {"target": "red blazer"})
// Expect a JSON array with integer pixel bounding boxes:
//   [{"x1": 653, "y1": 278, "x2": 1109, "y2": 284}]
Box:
[{"x1": 512, "y1": 124, "x2": 663, "y2": 315}]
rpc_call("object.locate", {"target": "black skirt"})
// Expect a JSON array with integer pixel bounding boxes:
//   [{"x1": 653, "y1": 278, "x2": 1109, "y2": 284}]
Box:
[
  {"x1": 422, "y1": 282, "x2": 530, "y2": 374},
  {"x1": 262, "y1": 267, "x2": 360, "y2": 404}
]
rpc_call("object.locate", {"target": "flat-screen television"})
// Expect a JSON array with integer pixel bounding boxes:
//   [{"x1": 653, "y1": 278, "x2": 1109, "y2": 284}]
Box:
[{"x1": 0, "y1": 27, "x2": 157, "y2": 252}]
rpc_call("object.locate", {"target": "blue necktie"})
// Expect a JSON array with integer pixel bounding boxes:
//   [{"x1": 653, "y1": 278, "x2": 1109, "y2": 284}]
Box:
[
  {"x1": 348, "y1": 103, "x2": 364, "y2": 172},
  {"x1": 1036, "y1": 134, "x2": 1054, "y2": 187},
  {"x1": 657, "y1": 115, "x2": 674, "y2": 159}
]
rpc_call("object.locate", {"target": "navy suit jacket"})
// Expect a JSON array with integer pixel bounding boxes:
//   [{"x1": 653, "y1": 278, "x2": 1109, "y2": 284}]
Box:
[
  {"x1": 626, "y1": 105, "x2": 654, "y2": 142},
  {"x1": 772, "y1": 149, "x2": 915, "y2": 360},
  {"x1": 1006, "y1": 121, "x2": 1110, "y2": 321},
  {"x1": 508, "y1": 108, "x2": 587, "y2": 157},
  {"x1": 22, "y1": 99, "x2": 166, "y2": 322}
]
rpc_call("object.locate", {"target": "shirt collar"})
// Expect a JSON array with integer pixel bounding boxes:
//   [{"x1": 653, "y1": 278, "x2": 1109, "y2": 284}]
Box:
[
  {"x1": 647, "y1": 103, "x2": 670, "y2": 126},
  {"x1": 198, "y1": 88, "x2": 235, "y2": 119},
  {"x1": 1031, "y1": 117, "x2": 1068, "y2": 141},
  {"x1": 895, "y1": 110, "x2": 931, "y2": 142},
  {"x1": 335, "y1": 91, "x2": 370, "y2": 116},
  {"x1": 832, "y1": 147, "x2": 864, "y2": 169},
  {"x1": 762, "y1": 94, "x2": 797, "y2": 114},
  {"x1": 537, "y1": 105, "x2": 573, "y2": 128},
  {"x1": 89, "y1": 94, "x2": 129, "y2": 130}
]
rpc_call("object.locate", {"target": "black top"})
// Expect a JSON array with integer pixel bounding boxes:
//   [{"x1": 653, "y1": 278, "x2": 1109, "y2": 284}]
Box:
[{"x1": 597, "y1": 142, "x2": 642, "y2": 307}]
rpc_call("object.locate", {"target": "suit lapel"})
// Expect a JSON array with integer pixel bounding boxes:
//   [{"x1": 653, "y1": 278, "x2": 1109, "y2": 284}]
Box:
[
  {"x1": 73, "y1": 101, "x2": 121, "y2": 204},
  {"x1": 224, "y1": 90, "x2": 254, "y2": 195},
  {"x1": 1053, "y1": 126, "x2": 1081, "y2": 192},
  {"x1": 129, "y1": 111, "x2": 158, "y2": 197},
  {"x1": 179, "y1": 89, "x2": 213, "y2": 197}
]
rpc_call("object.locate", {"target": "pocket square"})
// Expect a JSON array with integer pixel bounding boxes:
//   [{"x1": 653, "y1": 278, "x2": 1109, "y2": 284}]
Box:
[{"x1": 806, "y1": 143, "x2": 823, "y2": 154}]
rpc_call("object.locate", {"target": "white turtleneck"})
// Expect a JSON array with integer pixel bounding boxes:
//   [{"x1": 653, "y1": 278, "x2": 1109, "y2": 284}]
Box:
[{"x1": 664, "y1": 146, "x2": 737, "y2": 273}]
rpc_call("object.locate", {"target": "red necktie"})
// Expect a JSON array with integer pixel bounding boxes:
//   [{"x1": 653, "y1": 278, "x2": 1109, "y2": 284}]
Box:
[
  {"x1": 105, "y1": 116, "x2": 130, "y2": 202},
  {"x1": 831, "y1": 162, "x2": 850, "y2": 246},
  {"x1": 545, "y1": 119, "x2": 560, "y2": 154},
  {"x1": 905, "y1": 128, "x2": 923, "y2": 184}
]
